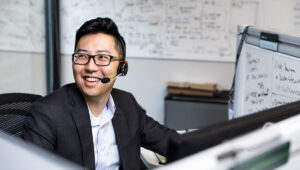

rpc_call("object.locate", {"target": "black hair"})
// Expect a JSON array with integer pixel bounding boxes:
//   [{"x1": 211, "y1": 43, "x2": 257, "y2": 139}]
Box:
[{"x1": 74, "y1": 17, "x2": 126, "y2": 60}]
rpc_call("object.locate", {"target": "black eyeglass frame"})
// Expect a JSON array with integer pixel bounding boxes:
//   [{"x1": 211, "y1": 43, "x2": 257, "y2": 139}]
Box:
[{"x1": 72, "y1": 53, "x2": 123, "y2": 66}]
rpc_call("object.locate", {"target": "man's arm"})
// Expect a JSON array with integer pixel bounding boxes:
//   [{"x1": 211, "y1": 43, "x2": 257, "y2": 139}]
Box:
[
  {"x1": 22, "y1": 101, "x2": 56, "y2": 152},
  {"x1": 139, "y1": 104, "x2": 179, "y2": 156}
]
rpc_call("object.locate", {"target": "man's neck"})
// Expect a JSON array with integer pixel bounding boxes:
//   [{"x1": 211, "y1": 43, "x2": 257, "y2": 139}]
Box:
[{"x1": 85, "y1": 93, "x2": 110, "y2": 117}]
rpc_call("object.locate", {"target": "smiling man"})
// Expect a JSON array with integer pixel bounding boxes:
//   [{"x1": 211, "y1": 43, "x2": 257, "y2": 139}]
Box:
[{"x1": 23, "y1": 17, "x2": 178, "y2": 170}]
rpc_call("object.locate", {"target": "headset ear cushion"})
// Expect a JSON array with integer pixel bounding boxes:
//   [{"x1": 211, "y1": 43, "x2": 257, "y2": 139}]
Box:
[
  {"x1": 117, "y1": 62, "x2": 128, "y2": 76},
  {"x1": 122, "y1": 62, "x2": 128, "y2": 76}
]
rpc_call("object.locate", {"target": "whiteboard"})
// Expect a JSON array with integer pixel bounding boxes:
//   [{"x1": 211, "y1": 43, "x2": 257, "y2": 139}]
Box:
[
  {"x1": 59, "y1": 0, "x2": 300, "y2": 61},
  {"x1": 1, "y1": 0, "x2": 300, "y2": 59},
  {"x1": 0, "y1": 0, "x2": 45, "y2": 53},
  {"x1": 59, "y1": 0, "x2": 265, "y2": 62},
  {"x1": 234, "y1": 43, "x2": 300, "y2": 117}
]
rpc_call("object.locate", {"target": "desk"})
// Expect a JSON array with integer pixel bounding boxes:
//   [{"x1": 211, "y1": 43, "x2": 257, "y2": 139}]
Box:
[{"x1": 164, "y1": 93, "x2": 228, "y2": 130}]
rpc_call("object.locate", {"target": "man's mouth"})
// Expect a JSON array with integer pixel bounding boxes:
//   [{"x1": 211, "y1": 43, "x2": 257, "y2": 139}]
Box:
[{"x1": 84, "y1": 76, "x2": 100, "y2": 82}]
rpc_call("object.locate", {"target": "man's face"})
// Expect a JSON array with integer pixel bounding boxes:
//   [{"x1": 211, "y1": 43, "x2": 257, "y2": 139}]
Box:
[{"x1": 72, "y1": 33, "x2": 120, "y2": 99}]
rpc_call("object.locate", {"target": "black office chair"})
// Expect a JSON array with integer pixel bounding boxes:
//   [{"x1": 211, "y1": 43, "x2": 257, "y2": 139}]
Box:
[{"x1": 0, "y1": 93, "x2": 42, "y2": 138}]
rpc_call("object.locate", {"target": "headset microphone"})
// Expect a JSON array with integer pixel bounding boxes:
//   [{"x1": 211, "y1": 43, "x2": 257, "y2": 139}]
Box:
[
  {"x1": 100, "y1": 78, "x2": 111, "y2": 84},
  {"x1": 100, "y1": 74, "x2": 121, "y2": 84}
]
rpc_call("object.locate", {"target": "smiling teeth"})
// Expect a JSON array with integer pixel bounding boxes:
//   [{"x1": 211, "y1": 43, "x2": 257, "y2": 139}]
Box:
[{"x1": 85, "y1": 77, "x2": 99, "y2": 82}]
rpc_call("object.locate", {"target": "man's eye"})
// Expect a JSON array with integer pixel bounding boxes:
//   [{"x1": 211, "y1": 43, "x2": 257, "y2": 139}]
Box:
[
  {"x1": 97, "y1": 55, "x2": 108, "y2": 59},
  {"x1": 78, "y1": 54, "x2": 87, "y2": 58}
]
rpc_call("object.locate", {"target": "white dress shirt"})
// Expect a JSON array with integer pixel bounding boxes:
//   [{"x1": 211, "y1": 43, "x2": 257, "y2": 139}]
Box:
[{"x1": 87, "y1": 95, "x2": 120, "y2": 170}]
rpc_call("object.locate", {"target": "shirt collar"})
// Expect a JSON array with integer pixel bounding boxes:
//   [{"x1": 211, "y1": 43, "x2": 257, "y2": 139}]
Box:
[
  {"x1": 87, "y1": 95, "x2": 116, "y2": 127},
  {"x1": 107, "y1": 95, "x2": 116, "y2": 113}
]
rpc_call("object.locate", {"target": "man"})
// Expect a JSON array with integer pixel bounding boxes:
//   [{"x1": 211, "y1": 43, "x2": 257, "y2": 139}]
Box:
[{"x1": 23, "y1": 17, "x2": 178, "y2": 170}]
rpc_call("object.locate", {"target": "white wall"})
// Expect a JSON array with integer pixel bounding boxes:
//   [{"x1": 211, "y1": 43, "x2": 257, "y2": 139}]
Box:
[
  {"x1": 61, "y1": 55, "x2": 235, "y2": 124},
  {"x1": 0, "y1": 51, "x2": 46, "y2": 95}
]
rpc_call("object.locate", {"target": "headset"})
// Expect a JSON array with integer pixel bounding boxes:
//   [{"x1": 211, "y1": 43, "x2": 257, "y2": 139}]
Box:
[
  {"x1": 116, "y1": 36, "x2": 128, "y2": 76},
  {"x1": 117, "y1": 58, "x2": 128, "y2": 76},
  {"x1": 100, "y1": 36, "x2": 128, "y2": 84}
]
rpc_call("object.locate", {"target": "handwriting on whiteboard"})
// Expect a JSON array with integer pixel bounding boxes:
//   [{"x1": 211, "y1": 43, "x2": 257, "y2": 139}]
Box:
[
  {"x1": 243, "y1": 44, "x2": 300, "y2": 114},
  {"x1": 0, "y1": 0, "x2": 45, "y2": 53},
  {"x1": 273, "y1": 57, "x2": 300, "y2": 98},
  {"x1": 244, "y1": 46, "x2": 272, "y2": 113},
  {"x1": 60, "y1": 0, "x2": 260, "y2": 61}
]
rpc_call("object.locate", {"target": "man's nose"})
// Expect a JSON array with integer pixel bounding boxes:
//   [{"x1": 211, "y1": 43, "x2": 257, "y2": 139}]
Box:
[{"x1": 85, "y1": 58, "x2": 99, "y2": 71}]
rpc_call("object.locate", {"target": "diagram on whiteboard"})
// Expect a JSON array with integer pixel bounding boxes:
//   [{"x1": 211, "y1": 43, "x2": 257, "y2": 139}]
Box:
[
  {"x1": 0, "y1": 0, "x2": 45, "y2": 53},
  {"x1": 1, "y1": 0, "x2": 299, "y2": 58},
  {"x1": 60, "y1": 0, "x2": 260, "y2": 61}
]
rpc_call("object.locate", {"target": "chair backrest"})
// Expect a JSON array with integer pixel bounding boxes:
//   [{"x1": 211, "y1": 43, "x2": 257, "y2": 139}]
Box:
[{"x1": 0, "y1": 93, "x2": 42, "y2": 138}]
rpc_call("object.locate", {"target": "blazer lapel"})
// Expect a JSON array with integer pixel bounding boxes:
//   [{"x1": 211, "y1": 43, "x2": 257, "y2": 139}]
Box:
[
  {"x1": 69, "y1": 86, "x2": 95, "y2": 170},
  {"x1": 112, "y1": 108, "x2": 130, "y2": 145},
  {"x1": 111, "y1": 90, "x2": 130, "y2": 147},
  {"x1": 112, "y1": 108, "x2": 130, "y2": 169},
  {"x1": 111, "y1": 90, "x2": 131, "y2": 169}
]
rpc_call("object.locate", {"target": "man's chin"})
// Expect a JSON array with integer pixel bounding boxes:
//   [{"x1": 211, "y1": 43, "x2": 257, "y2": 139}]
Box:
[
  {"x1": 76, "y1": 81, "x2": 114, "y2": 100},
  {"x1": 82, "y1": 90, "x2": 102, "y2": 98},
  {"x1": 81, "y1": 88, "x2": 112, "y2": 100}
]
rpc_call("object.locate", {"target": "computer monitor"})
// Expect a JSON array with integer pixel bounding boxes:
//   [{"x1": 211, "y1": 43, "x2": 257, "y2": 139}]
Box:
[
  {"x1": 0, "y1": 131, "x2": 82, "y2": 170},
  {"x1": 167, "y1": 100, "x2": 300, "y2": 163}
]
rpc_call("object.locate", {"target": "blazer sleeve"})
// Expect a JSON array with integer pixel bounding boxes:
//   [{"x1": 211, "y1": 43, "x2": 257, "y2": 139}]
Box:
[
  {"x1": 22, "y1": 100, "x2": 56, "y2": 152},
  {"x1": 138, "y1": 103, "x2": 179, "y2": 156}
]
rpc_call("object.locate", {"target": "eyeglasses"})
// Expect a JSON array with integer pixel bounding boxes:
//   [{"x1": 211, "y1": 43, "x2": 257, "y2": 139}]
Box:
[{"x1": 72, "y1": 53, "x2": 122, "y2": 66}]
